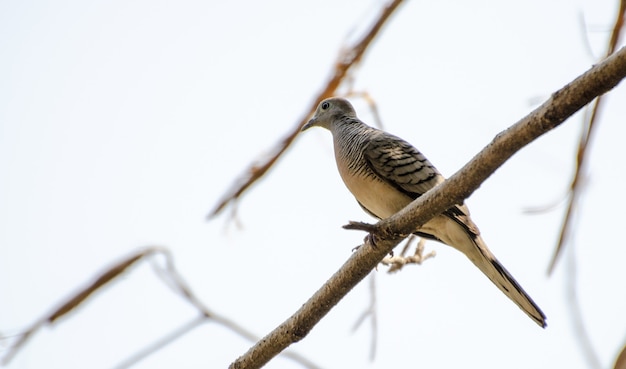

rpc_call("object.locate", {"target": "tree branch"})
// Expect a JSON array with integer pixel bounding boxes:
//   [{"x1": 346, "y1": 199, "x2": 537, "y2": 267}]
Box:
[
  {"x1": 207, "y1": 0, "x2": 405, "y2": 219},
  {"x1": 229, "y1": 46, "x2": 626, "y2": 369},
  {"x1": 547, "y1": 0, "x2": 626, "y2": 274},
  {"x1": 0, "y1": 248, "x2": 160, "y2": 365}
]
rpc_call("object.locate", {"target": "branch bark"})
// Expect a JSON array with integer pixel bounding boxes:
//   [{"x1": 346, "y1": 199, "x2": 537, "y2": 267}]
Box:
[{"x1": 229, "y1": 46, "x2": 626, "y2": 369}]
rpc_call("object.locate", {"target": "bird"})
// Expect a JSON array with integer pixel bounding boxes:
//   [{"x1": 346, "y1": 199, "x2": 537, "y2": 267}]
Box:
[{"x1": 301, "y1": 97, "x2": 547, "y2": 328}]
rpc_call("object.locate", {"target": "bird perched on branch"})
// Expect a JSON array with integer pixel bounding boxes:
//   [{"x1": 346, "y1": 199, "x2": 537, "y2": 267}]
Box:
[{"x1": 301, "y1": 97, "x2": 546, "y2": 328}]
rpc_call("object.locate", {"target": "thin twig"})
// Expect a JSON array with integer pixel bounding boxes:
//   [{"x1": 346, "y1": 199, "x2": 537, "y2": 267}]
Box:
[
  {"x1": 564, "y1": 236, "x2": 602, "y2": 369},
  {"x1": 547, "y1": 0, "x2": 626, "y2": 274},
  {"x1": 0, "y1": 247, "x2": 163, "y2": 365},
  {"x1": 351, "y1": 272, "x2": 378, "y2": 361},
  {"x1": 111, "y1": 312, "x2": 325, "y2": 369},
  {"x1": 112, "y1": 315, "x2": 208, "y2": 369},
  {"x1": 114, "y1": 250, "x2": 323, "y2": 369},
  {"x1": 549, "y1": 4, "x2": 626, "y2": 366},
  {"x1": 345, "y1": 91, "x2": 385, "y2": 129},
  {"x1": 211, "y1": 313, "x2": 325, "y2": 369},
  {"x1": 1, "y1": 247, "x2": 322, "y2": 369},
  {"x1": 397, "y1": 234, "x2": 415, "y2": 258},
  {"x1": 382, "y1": 238, "x2": 436, "y2": 273},
  {"x1": 150, "y1": 249, "x2": 212, "y2": 317},
  {"x1": 207, "y1": 0, "x2": 406, "y2": 219},
  {"x1": 229, "y1": 47, "x2": 626, "y2": 369}
]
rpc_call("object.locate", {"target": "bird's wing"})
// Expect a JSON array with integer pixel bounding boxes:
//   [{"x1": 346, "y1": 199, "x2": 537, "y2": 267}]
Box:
[
  {"x1": 363, "y1": 131, "x2": 480, "y2": 237},
  {"x1": 363, "y1": 131, "x2": 444, "y2": 199},
  {"x1": 362, "y1": 130, "x2": 546, "y2": 327}
]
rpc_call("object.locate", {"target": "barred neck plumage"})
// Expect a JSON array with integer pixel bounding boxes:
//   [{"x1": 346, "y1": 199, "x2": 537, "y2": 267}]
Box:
[{"x1": 330, "y1": 115, "x2": 379, "y2": 175}]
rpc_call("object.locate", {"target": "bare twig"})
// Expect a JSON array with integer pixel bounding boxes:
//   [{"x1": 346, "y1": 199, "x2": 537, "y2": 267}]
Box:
[
  {"x1": 564, "y1": 237, "x2": 602, "y2": 369},
  {"x1": 0, "y1": 247, "x2": 162, "y2": 365},
  {"x1": 112, "y1": 312, "x2": 324, "y2": 369},
  {"x1": 150, "y1": 249, "x2": 212, "y2": 316},
  {"x1": 112, "y1": 315, "x2": 208, "y2": 369},
  {"x1": 352, "y1": 237, "x2": 434, "y2": 361},
  {"x1": 547, "y1": 0, "x2": 626, "y2": 274},
  {"x1": 229, "y1": 47, "x2": 626, "y2": 369},
  {"x1": 552, "y1": 6, "x2": 626, "y2": 364},
  {"x1": 211, "y1": 314, "x2": 325, "y2": 369},
  {"x1": 345, "y1": 91, "x2": 385, "y2": 129},
  {"x1": 351, "y1": 272, "x2": 378, "y2": 361},
  {"x1": 1, "y1": 247, "x2": 321, "y2": 369},
  {"x1": 113, "y1": 250, "x2": 323, "y2": 369},
  {"x1": 396, "y1": 234, "x2": 415, "y2": 258},
  {"x1": 382, "y1": 238, "x2": 436, "y2": 273},
  {"x1": 207, "y1": 0, "x2": 406, "y2": 219}
]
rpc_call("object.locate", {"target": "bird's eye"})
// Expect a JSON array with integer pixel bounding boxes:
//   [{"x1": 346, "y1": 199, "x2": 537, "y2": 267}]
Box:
[{"x1": 321, "y1": 101, "x2": 330, "y2": 110}]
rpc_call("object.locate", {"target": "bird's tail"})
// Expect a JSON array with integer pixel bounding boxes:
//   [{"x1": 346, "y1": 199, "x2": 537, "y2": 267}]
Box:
[{"x1": 466, "y1": 236, "x2": 547, "y2": 328}]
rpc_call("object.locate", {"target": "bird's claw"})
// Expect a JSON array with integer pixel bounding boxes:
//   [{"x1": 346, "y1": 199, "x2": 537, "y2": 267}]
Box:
[
  {"x1": 354, "y1": 233, "x2": 393, "y2": 257},
  {"x1": 365, "y1": 233, "x2": 378, "y2": 249}
]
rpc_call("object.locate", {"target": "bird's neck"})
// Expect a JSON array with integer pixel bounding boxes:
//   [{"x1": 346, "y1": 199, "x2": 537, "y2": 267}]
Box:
[{"x1": 331, "y1": 120, "x2": 373, "y2": 170}]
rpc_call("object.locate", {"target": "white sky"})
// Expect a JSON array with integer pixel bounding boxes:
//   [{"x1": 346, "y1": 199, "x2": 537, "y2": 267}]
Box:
[{"x1": 1, "y1": 0, "x2": 626, "y2": 368}]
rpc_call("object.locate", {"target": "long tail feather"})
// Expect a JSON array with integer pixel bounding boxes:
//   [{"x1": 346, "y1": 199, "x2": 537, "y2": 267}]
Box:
[{"x1": 467, "y1": 236, "x2": 547, "y2": 328}]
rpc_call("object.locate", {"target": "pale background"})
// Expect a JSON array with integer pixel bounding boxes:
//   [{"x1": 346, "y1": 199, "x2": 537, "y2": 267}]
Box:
[{"x1": 1, "y1": 0, "x2": 625, "y2": 368}]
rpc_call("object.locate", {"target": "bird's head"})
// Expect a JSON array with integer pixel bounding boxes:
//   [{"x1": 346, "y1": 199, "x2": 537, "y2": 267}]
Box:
[{"x1": 302, "y1": 97, "x2": 357, "y2": 131}]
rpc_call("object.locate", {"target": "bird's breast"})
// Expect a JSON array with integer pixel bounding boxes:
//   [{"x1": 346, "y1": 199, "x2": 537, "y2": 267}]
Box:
[{"x1": 336, "y1": 162, "x2": 413, "y2": 219}]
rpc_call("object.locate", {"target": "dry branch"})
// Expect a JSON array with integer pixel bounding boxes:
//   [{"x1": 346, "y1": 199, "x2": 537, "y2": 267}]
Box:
[
  {"x1": 207, "y1": 0, "x2": 405, "y2": 219},
  {"x1": 0, "y1": 248, "x2": 162, "y2": 365},
  {"x1": 351, "y1": 273, "x2": 378, "y2": 361},
  {"x1": 229, "y1": 47, "x2": 626, "y2": 369},
  {"x1": 548, "y1": 0, "x2": 626, "y2": 274},
  {"x1": 381, "y1": 238, "x2": 436, "y2": 273},
  {"x1": 1, "y1": 247, "x2": 321, "y2": 369}
]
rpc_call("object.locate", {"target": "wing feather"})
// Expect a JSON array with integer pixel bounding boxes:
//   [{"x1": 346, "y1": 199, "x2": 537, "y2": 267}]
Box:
[{"x1": 363, "y1": 131, "x2": 480, "y2": 238}]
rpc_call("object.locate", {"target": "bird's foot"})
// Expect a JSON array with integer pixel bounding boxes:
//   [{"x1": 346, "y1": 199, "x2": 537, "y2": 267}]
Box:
[
  {"x1": 365, "y1": 233, "x2": 378, "y2": 249},
  {"x1": 353, "y1": 235, "x2": 393, "y2": 255}
]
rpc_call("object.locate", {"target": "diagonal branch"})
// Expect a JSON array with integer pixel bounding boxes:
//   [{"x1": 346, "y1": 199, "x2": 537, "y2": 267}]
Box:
[
  {"x1": 0, "y1": 247, "x2": 163, "y2": 365},
  {"x1": 207, "y1": 0, "x2": 405, "y2": 219},
  {"x1": 547, "y1": 0, "x2": 626, "y2": 274},
  {"x1": 229, "y1": 47, "x2": 626, "y2": 369},
  {"x1": 1, "y1": 247, "x2": 322, "y2": 369}
]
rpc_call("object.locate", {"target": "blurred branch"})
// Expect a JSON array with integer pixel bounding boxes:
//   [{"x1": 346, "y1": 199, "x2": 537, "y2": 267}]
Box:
[
  {"x1": 382, "y1": 237, "x2": 436, "y2": 273},
  {"x1": 545, "y1": 5, "x2": 626, "y2": 368},
  {"x1": 112, "y1": 315, "x2": 208, "y2": 369},
  {"x1": 0, "y1": 247, "x2": 159, "y2": 365},
  {"x1": 131, "y1": 249, "x2": 324, "y2": 369},
  {"x1": 615, "y1": 342, "x2": 626, "y2": 369},
  {"x1": 564, "y1": 238, "x2": 602, "y2": 369},
  {"x1": 352, "y1": 238, "x2": 436, "y2": 360},
  {"x1": 351, "y1": 272, "x2": 378, "y2": 361},
  {"x1": 346, "y1": 91, "x2": 385, "y2": 129},
  {"x1": 113, "y1": 312, "x2": 324, "y2": 369},
  {"x1": 1, "y1": 247, "x2": 321, "y2": 369},
  {"x1": 229, "y1": 47, "x2": 626, "y2": 369},
  {"x1": 207, "y1": 0, "x2": 406, "y2": 219},
  {"x1": 547, "y1": 0, "x2": 626, "y2": 275}
]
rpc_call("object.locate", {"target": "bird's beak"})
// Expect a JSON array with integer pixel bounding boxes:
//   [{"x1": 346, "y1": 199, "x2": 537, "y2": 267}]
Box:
[{"x1": 301, "y1": 118, "x2": 316, "y2": 132}]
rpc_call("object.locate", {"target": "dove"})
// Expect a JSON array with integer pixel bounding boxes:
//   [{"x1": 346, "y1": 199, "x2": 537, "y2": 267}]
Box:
[{"x1": 302, "y1": 97, "x2": 546, "y2": 327}]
